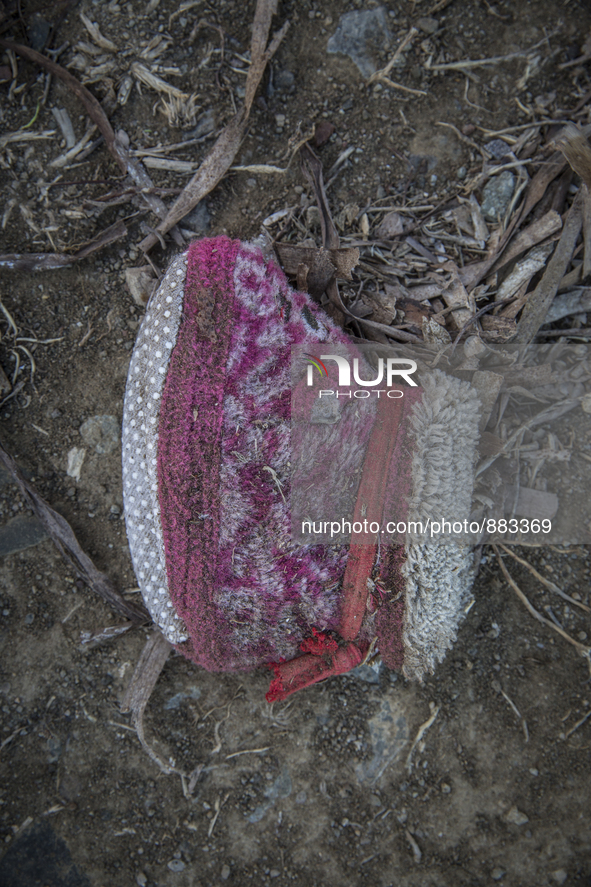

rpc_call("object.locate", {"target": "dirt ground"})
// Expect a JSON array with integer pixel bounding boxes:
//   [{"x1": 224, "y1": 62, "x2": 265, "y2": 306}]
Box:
[{"x1": 2, "y1": 0, "x2": 591, "y2": 885}]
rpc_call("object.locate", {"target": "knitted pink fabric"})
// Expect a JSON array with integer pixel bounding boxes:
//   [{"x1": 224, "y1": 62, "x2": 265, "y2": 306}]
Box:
[{"x1": 156, "y1": 237, "x2": 375, "y2": 671}]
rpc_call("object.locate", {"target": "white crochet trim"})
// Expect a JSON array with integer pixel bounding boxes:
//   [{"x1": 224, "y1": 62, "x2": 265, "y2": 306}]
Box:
[
  {"x1": 401, "y1": 370, "x2": 481, "y2": 679},
  {"x1": 122, "y1": 254, "x2": 188, "y2": 643}
]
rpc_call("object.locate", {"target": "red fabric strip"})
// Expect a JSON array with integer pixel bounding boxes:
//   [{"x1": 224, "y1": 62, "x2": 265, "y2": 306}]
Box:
[
  {"x1": 265, "y1": 642, "x2": 365, "y2": 703},
  {"x1": 339, "y1": 393, "x2": 406, "y2": 641}
]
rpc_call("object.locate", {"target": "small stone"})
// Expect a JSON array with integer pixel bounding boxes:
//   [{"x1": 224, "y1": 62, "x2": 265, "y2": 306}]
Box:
[
  {"x1": 485, "y1": 139, "x2": 512, "y2": 160},
  {"x1": 167, "y1": 859, "x2": 186, "y2": 872},
  {"x1": 275, "y1": 70, "x2": 295, "y2": 90},
  {"x1": 441, "y1": 783, "x2": 451, "y2": 794},
  {"x1": 376, "y1": 211, "x2": 405, "y2": 238},
  {"x1": 504, "y1": 806, "x2": 528, "y2": 825},
  {"x1": 79, "y1": 415, "x2": 119, "y2": 455},
  {"x1": 221, "y1": 863, "x2": 230, "y2": 880},
  {"x1": 136, "y1": 873, "x2": 147, "y2": 887},
  {"x1": 551, "y1": 870, "x2": 568, "y2": 885},
  {"x1": 24, "y1": 613, "x2": 34, "y2": 625},
  {"x1": 270, "y1": 869, "x2": 280, "y2": 878},
  {"x1": 491, "y1": 868, "x2": 505, "y2": 881},
  {"x1": 246, "y1": 178, "x2": 257, "y2": 188},
  {"x1": 275, "y1": 113, "x2": 286, "y2": 128},
  {"x1": 529, "y1": 768, "x2": 539, "y2": 776},
  {"x1": 66, "y1": 446, "x2": 86, "y2": 481},
  {"x1": 327, "y1": 7, "x2": 391, "y2": 78},
  {"x1": 456, "y1": 166, "x2": 467, "y2": 180},
  {"x1": 182, "y1": 199, "x2": 210, "y2": 235},
  {"x1": 295, "y1": 790, "x2": 307, "y2": 803},
  {"x1": 125, "y1": 266, "x2": 156, "y2": 307},
  {"x1": 416, "y1": 16, "x2": 439, "y2": 34},
  {"x1": 28, "y1": 13, "x2": 51, "y2": 50},
  {"x1": 188, "y1": 109, "x2": 216, "y2": 139},
  {"x1": 578, "y1": 630, "x2": 588, "y2": 641},
  {"x1": 0, "y1": 515, "x2": 47, "y2": 557},
  {"x1": 481, "y1": 171, "x2": 515, "y2": 222}
]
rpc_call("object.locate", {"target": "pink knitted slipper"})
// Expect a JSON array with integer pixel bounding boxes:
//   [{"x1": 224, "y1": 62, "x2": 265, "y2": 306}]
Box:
[{"x1": 122, "y1": 237, "x2": 480, "y2": 699}]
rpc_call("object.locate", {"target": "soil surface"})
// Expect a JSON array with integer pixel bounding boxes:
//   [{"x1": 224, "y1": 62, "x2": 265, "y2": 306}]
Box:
[{"x1": 1, "y1": 1, "x2": 591, "y2": 886}]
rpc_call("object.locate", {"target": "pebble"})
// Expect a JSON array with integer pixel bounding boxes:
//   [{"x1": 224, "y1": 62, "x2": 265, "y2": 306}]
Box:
[
  {"x1": 295, "y1": 790, "x2": 307, "y2": 804},
  {"x1": 221, "y1": 863, "x2": 230, "y2": 880},
  {"x1": 327, "y1": 7, "x2": 391, "y2": 78},
  {"x1": 79, "y1": 415, "x2": 119, "y2": 455},
  {"x1": 270, "y1": 869, "x2": 280, "y2": 878},
  {"x1": 136, "y1": 874, "x2": 147, "y2": 887},
  {"x1": 504, "y1": 806, "x2": 529, "y2": 825},
  {"x1": 182, "y1": 199, "x2": 210, "y2": 234},
  {"x1": 456, "y1": 166, "x2": 467, "y2": 180},
  {"x1": 167, "y1": 859, "x2": 185, "y2": 872},
  {"x1": 376, "y1": 211, "x2": 405, "y2": 239},
  {"x1": 551, "y1": 870, "x2": 568, "y2": 885},
  {"x1": 416, "y1": 16, "x2": 439, "y2": 34},
  {"x1": 485, "y1": 139, "x2": 512, "y2": 160},
  {"x1": 441, "y1": 783, "x2": 451, "y2": 794},
  {"x1": 275, "y1": 113, "x2": 286, "y2": 128},
  {"x1": 275, "y1": 70, "x2": 295, "y2": 91},
  {"x1": 188, "y1": 108, "x2": 215, "y2": 139},
  {"x1": 0, "y1": 515, "x2": 47, "y2": 558},
  {"x1": 28, "y1": 13, "x2": 51, "y2": 51},
  {"x1": 481, "y1": 171, "x2": 515, "y2": 222},
  {"x1": 491, "y1": 868, "x2": 505, "y2": 881}
]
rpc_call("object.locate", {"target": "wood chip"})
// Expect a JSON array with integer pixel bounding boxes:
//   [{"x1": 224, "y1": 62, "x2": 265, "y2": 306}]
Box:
[
  {"x1": 489, "y1": 210, "x2": 562, "y2": 274},
  {"x1": 515, "y1": 191, "x2": 584, "y2": 343}
]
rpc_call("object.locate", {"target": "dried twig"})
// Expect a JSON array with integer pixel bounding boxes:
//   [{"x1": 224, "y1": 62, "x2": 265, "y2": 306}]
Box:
[
  {"x1": 493, "y1": 545, "x2": 591, "y2": 667},
  {"x1": 0, "y1": 219, "x2": 128, "y2": 272},
  {"x1": 405, "y1": 705, "x2": 440, "y2": 772},
  {"x1": 139, "y1": 0, "x2": 289, "y2": 252},
  {"x1": 565, "y1": 710, "x2": 591, "y2": 738},
  {"x1": 0, "y1": 440, "x2": 149, "y2": 624},
  {"x1": 498, "y1": 544, "x2": 590, "y2": 613},
  {"x1": 367, "y1": 28, "x2": 426, "y2": 97},
  {"x1": 499, "y1": 687, "x2": 529, "y2": 742},
  {"x1": 0, "y1": 39, "x2": 183, "y2": 244},
  {"x1": 120, "y1": 630, "x2": 203, "y2": 792},
  {"x1": 425, "y1": 33, "x2": 559, "y2": 72}
]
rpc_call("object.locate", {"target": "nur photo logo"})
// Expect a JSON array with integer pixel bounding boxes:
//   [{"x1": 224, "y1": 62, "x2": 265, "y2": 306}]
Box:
[{"x1": 304, "y1": 353, "x2": 418, "y2": 398}]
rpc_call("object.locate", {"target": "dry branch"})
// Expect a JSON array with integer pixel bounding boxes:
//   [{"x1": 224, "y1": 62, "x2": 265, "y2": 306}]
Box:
[
  {"x1": 0, "y1": 440, "x2": 149, "y2": 624},
  {"x1": 0, "y1": 220, "x2": 128, "y2": 272}
]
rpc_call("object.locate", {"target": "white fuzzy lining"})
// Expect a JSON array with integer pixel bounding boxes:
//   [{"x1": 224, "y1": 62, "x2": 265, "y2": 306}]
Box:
[{"x1": 401, "y1": 370, "x2": 481, "y2": 680}]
